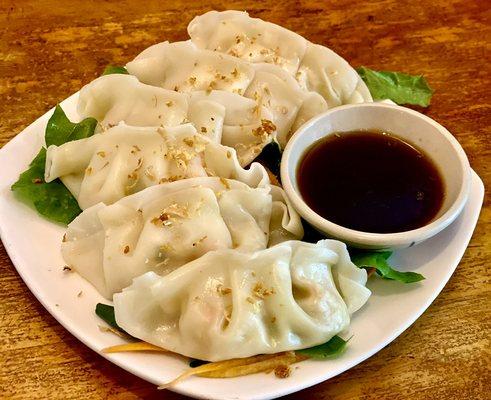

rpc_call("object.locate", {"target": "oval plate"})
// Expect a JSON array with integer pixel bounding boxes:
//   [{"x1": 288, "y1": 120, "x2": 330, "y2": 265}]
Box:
[{"x1": 0, "y1": 95, "x2": 484, "y2": 400}]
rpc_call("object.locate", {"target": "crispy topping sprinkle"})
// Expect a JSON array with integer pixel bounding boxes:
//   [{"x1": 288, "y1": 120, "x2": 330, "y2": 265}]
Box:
[
  {"x1": 252, "y1": 282, "x2": 275, "y2": 299},
  {"x1": 274, "y1": 364, "x2": 291, "y2": 379},
  {"x1": 123, "y1": 245, "x2": 130, "y2": 254},
  {"x1": 97, "y1": 151, "x2": 106, "y2": 158},
  {"x1": 192, "y1": 235, "x2": 208, "y2": 247},
  {"x1": 63, "y1": 265, "x2": 72, "y2": 272},
  {"x1": 217, "y1": 284, "x2": 232, "y2": 295},
  {"x1": 183, "y1": 137, "x2": 194, "y2": 147},
  {"x1": 252, "y1": 119, "x2": 276, "y2": 142},
  {"x1": 159, "y1": 243, "x2": 174, "y2": 253}
]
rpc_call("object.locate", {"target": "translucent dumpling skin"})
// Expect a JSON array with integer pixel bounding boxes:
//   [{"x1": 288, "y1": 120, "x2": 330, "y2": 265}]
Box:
[
  {"x1": 62, "y1": 177, "x2": 303, "y2": 299},
  {"x1": 113, "y1": 239, "x2": 370, "y2": 361}
]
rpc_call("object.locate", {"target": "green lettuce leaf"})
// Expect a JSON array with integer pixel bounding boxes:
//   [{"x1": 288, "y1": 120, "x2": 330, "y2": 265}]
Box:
[
  {"x1": 11, "y1": 148, "x2": 82, "y2": 224},
  {"x1": 357, "y1": 67, "x2": 434, "y2": 107},
  {"x1": 350, "y1": 251, "x2": 425, "y2": 283},
  {"x1": 102, "y1": 65, "x2": 129, "y2": 76},
  {"x1": 95, "y1": 303, "x2": 131, "y2": 335},
  {"x1": 296, "y1": 335, "x2": 347, "y2": 359},
  {"x1": 11, "y1": 105, "x2": 97, "y2": 224},
  {"x1": 45, "y1": 105, "x2": 97, "y2": 147}
]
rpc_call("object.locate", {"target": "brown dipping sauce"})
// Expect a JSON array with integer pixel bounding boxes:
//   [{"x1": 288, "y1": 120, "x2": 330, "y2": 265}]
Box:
[{"x1": 297, "y1": 131, "x2": 445, "y2": 234}]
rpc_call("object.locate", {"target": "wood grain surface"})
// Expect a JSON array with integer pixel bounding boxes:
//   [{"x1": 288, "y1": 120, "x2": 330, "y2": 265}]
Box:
[{"x1": 1, "y1": 0, "x2": 490, "y2": 399}]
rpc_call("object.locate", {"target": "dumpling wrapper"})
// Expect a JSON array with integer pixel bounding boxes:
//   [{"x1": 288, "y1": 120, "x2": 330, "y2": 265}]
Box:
[
  {"x1": 187, "y1": 11, "x2": 372, "y2": 108},
  {"x1": 62, "y1": 177, "x2": 303, "y2": 299},
  {"x1": 77, "y1": 73, "x2": 275, "y2": 165},
  {"x1": 113, "y1": 239, "x2": 370, "y2": 361},
  {"x1": 77, "y1": 74, "x2": 188, "y2": 130},
  {"x1": 296, "y1": 43, "x2": 372, "y2": 107},
  {"x1": 45, "y1": 123, "x2": 271, "y2": 209},
  {"x1": 188, "y1": 10, "x2": 307, "y2": 75},
  {"x1": 126, "y1": 40, "x2": 255, "y2": 95}
]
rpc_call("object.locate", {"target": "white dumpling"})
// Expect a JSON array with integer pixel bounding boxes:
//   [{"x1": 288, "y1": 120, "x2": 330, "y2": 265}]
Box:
[
  {"x1": 188, "y1": 90, "x2": 277, "y2": 164},
  {"x1": 187, "y1": 11, "x2": 372, "y2": 109},
  {"x1": 126, "y1": 40, "x2": 255, "y2": 96},
  {"x1": 62, "y1": 177, "x2": 303, "y2": 298},
  {"x1": 290, "y1": 91, "x2": 328, "y2": 135},
  {"x1": 296, "y1": 43, "x2": 372, "y2": 107},
  {"x1": 45, "y1": 123, "x2": 271, "y2": 209},
  {"x1": 188, "y1": 10, "x2": 307, "y2": 75},
  {"x1": 113, "y1": 239, "x2": 370, "y2": 361},
  {"x1": 78, "y1": 64, "x2": 276, "y2": 164},
  {"x1": 77, "y1": 74, "x2": 188, "y2": 129},
  {"x1": 244, "y1": 64, "x2": 305, "y2": 147}
]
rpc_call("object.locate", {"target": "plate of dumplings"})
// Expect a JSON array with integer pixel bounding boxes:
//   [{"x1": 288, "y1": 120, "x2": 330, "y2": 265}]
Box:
[{"x1": 0, "y1": 10, "x2": 484, "y2": 400}]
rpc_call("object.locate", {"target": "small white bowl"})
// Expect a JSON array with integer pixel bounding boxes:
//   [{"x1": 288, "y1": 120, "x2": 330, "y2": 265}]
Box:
[{"x1": 281, "y1": 103, "x2": 471, "y2": 249}]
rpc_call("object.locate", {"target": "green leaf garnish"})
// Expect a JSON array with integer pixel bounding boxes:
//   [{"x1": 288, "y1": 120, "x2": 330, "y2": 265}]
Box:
[
  {"x1": 351, "y1": 251, "x2": 425, "y2": 283},
  {"x1": 95, "y1": 303, "x2": 130, "y2": 335},
  {"x1": 11, "y1": 148, "x2": 82, "y2": 224},
  {"x1": 45, "y1": 105, "x2": 97, "y2": 147},
  {"x1": 102, "y1": 65, "x2": 129, "y2": 76},
  {"x1": 357, "y1": 67, "x2": 434, "y2": 107},
  {"x1": 11, "y1": 105, "x2": 97, "y2": 224},
  {"x1": 296, "y1": 335, "x2": 347, "y2": 359}
]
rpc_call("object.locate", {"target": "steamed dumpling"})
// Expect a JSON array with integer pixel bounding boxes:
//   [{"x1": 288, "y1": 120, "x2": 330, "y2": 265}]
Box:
[
  {"x1": 126, "y1": 40, "x2": 255, "y2": 95},
  {"x1": 113, "y1": 239, "x2": 370, "y2": 361},
  {"x1": 188, "y1": 10, "x2": 307, "y2": 75},
  {"x1": 45, "y1": 123, "x2": 271, "y2": 209},
  {"x1": 62, "y1": 177, "x2": 303, "y2": 298},
  {"x1": 244, "y1": 63, "x2": 328, "y2": 146},
  {"x1": 76, "y1": 73, "x2": 276, "y2": 165},
  {"x1": 187, "y1": 10, "x2": 372, "y2": 108},
  {"x1": 77, "y1": 74, "x2": 188, "y2": 129},
  {"x1": 296, "y1": 43, "x2": 372, "y2": 107}
]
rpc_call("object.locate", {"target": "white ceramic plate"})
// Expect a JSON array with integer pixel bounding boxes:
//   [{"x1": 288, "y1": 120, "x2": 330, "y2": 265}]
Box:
[{"x1": 0, "y1": 94, "x2": 484, "y2": 400}]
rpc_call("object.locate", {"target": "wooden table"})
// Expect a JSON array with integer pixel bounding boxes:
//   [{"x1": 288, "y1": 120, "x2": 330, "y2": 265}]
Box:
[{"x1": 1, "y1": 0, "x2": 489, "y2": 398}]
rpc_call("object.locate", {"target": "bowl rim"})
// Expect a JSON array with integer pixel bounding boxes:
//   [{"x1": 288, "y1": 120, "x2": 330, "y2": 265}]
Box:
[{"x1": 280, "y1": 102, "x2": 472, "y2": 248}]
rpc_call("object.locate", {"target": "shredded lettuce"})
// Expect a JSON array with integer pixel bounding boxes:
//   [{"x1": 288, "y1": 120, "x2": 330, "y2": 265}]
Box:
[
  {"x1": 102, "y1": 65, "x2": 129, "y2": 76},
  {"x1": 297, "y1": 335, "x2": 347, "y2": 359},
  {"x1": 11, "y1": 105, "x2": 97, "y2": 224},
  {"x1": 351, "y1": 251, "x2": 425, "y2": 283},
  {"x1": 357, "y1": 67, "x2": 434, "y2": 107}
]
